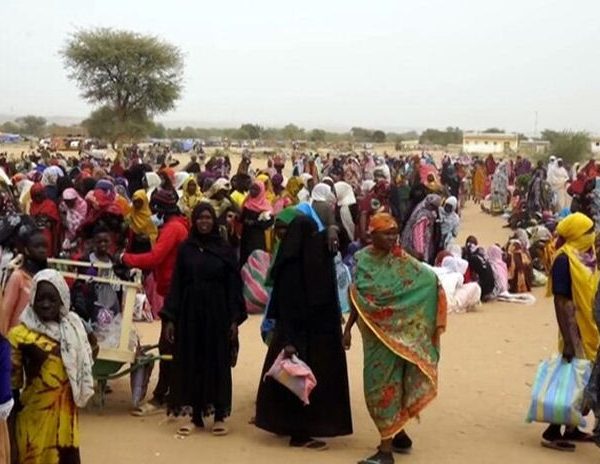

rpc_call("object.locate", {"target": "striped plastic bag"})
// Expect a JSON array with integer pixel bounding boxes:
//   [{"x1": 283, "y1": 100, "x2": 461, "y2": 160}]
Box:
[{"x1": 526, "y1": 356, "x2": 592, "y2": 427}]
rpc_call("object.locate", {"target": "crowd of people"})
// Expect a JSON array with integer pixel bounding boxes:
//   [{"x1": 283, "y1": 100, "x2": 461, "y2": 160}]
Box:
[{"x1": 0, "y1": 145, "x2": 599, "y2": 463}]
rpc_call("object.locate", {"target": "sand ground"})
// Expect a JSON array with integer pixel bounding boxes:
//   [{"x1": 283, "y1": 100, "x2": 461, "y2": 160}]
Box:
[{"x1": 79, "y1": 203, "x2": 598, "y2": 464}]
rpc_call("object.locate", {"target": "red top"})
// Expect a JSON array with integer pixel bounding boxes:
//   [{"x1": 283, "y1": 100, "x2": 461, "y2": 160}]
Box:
[{"x1": 123, "y1": 215, "x2": 189, "y2": 297}]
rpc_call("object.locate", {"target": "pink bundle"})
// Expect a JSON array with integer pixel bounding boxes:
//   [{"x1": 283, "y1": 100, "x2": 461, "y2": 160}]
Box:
[{"x1": 264, "y1": 351, "x2": 317, "y2": 405}]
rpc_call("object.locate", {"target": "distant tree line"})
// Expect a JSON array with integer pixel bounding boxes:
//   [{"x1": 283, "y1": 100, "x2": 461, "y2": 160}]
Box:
[
  {"x1": 1, "y1": 116, "x2": 48, "y2": 137},
  {"x1": 146, "y1": 122, "x2": 419, "y2": 144},
  {"x1": 2, "y1": 114, "x2": 593, "y2": 165},
  {"x1": 418, "y1": 127, "x2": 463, "y2": 145}
]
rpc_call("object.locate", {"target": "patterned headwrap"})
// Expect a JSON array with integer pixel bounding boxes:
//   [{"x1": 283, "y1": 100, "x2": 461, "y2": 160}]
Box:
[{"x1": 368, "y1": 212, "x2": 398, "y2": 234}]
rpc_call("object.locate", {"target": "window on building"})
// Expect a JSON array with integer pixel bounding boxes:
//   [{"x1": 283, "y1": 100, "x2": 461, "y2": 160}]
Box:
[
  {"x1": 485, "y1": 141, "x2": 488, "y2": 145},
  {"x1": 596, "y1": 142, "x2": 599, "y2": 146}
]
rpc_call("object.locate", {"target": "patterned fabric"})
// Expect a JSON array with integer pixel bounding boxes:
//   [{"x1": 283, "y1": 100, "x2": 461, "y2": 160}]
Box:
[
  {"x1": 350, "y1": 245, "x2": 446, "y2": 439},
  {"x1": 8, "y1": 325, "x2": 81, "y2": 464},
  {"x1": 241, "y1": 250, "x2": 271, "y2": 314}
]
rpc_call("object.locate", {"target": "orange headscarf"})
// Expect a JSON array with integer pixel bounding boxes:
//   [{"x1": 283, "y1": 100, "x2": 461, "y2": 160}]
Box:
[{"x1": 368, "y1": 213, "x2": 398, "y2": 233}]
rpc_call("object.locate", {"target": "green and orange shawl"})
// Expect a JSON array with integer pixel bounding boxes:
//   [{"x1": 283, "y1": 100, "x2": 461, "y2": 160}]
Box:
[{"x1": 350, "y1": 245, "x2": 447, "y2": 439}]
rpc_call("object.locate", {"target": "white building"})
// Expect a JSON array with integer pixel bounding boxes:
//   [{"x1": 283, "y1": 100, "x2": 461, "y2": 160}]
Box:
[{"x1": 462, "y1": 132, "x2": 519, "y2": 154}]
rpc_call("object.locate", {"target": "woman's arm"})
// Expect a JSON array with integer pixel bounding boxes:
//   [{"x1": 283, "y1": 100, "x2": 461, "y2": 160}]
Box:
[
  {"x1": 342, "y1": 297, "x2": 359, "y2": 350},
  {"x1": 554, "y1": 295, "x2": 581, "y2": 360}
]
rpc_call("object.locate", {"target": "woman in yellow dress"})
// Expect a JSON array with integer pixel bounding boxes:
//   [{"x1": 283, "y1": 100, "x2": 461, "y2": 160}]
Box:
[{"x1": 8, "y1": 269, "x2": 95, "y2": 464}]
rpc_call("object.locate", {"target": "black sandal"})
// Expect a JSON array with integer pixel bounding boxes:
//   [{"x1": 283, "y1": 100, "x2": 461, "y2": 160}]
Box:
[
  {"x1": 289, "y1": 437, "x2": 328, "y2": 451},
  {"x1": 358, "y1": 450, "x2": 394, "y2": 464},
  {"x1": 391, "y1": 430, "x2": 412, "y2": 454},
  {"x1": 540, "y1": 439, "x2": 576, "y2": 452},
  {"x1": 563, "y1": 429, "x2": 594, "y2": 442}
]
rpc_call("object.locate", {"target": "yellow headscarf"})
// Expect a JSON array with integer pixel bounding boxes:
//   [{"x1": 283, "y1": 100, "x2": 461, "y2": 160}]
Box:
[
  {"x1": 548, "y1": 212, "x2": 599, "y2": 359},
  {"x1": 179, "y1": 176, "x2": 203, "y2": 219},
  {"x1": 284, "y1": 177, "x2": 303, "y2": 205},
  {"x1": 128, "y1": 190, "x2": 158, "y2": 244},
  {"x1": 256, "y1": 173, "x2": 276, "y2": 204}
]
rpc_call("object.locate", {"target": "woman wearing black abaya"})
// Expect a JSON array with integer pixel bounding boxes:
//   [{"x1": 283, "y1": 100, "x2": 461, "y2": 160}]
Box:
[
  {"x1": 254, "y1": 207, "x2": 353, "y2": 451},
  {"x1": 161, "y1": 203, "x2": 247, "y2": 437}
]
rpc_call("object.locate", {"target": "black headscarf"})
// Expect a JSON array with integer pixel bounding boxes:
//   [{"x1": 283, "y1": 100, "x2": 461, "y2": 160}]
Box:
[{"x1": 187, "y1": 203, "x2": 238, "y2": 269}]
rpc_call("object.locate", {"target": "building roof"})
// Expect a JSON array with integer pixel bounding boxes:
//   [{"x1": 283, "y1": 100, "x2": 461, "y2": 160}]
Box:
[{"x1": 463, "y1": 132, "x2": 517, "y2": 141}]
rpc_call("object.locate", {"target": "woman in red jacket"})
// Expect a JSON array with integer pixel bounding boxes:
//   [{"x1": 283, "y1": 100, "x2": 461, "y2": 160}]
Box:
[{"x1": 121, "y1": 190, "x2": 189, "y2": 415}]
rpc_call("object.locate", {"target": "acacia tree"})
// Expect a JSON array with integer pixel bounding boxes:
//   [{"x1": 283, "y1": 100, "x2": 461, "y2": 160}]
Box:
[{"x1": 62, "y1": 28, "x2": 183, "y2": 145}]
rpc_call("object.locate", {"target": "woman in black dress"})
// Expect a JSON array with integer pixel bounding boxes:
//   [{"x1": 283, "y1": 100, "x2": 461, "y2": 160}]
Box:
[
  {"x1": 254, "y1": 206, "x2": 353, "y2": 450},
  {"x1": 161, "y1": 203, "x2": 247, "y2": 436}
]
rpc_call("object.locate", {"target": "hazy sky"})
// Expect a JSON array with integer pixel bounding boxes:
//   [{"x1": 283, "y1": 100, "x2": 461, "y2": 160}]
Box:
[{"x1": 2, "y1": 0, "x2": 599, "y2": 133}]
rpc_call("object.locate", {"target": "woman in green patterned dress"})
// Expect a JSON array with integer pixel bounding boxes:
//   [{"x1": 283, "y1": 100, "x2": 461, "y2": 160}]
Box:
[{"x1": 343, "y1": 213, "x2": 446, "y2": 464}]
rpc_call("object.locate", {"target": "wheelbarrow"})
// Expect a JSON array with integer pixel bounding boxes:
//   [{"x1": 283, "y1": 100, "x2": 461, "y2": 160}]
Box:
[{"x1": 48, "y1": 258, "x2": 171, "y2": 408}]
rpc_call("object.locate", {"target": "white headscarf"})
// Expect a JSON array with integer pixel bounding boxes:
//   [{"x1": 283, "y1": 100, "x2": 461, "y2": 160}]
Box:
[
  {"x1": 174, "y1": 171, "x2": 190, "y2": 191},
  {"x1": 334, "y1": 181, "x2": 356, "y2": 207},
  {"x1": 145, "y1": 172, "x2": 161, "y2": 198},
  {"x1": 41, "y1": 166, "x2": 64, "y2": 187},
  {"x1": 310, "y1": 183, "x2": 336, "y2": 205},
  {"x1": 300, "y1": 173, "x2": 313, "y2": 186},
  {"x1": 20, "y1": 269, "x2": 94, "y2": 408},
  {"x1": 441, "y1": 255, "x2": 469, "y2": 276},
  {"x1": 334, "y1": 181, "x2": 357, "y2": 240},
  {"x1": 447, "y1": 244, "x2": 463, "y2": 258},
  {"x1": 361, "y1": 180, "x2": 376, "y2": 195}
]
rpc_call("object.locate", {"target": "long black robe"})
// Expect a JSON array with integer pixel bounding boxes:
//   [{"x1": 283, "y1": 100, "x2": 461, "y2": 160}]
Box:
[
  {"x1": 255, "y1": 215, "x2": 353, "y2": 438},
  {"x1": 161, "y1": 238, "x2": 247, "y2": 421}
]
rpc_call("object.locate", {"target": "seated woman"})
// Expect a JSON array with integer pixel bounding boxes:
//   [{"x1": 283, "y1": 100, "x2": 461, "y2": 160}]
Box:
[
  {"x1": 433, "y1": 255, "x2": 481, "y2": 314},
  {"x1": 463, "y1": 236, "x2": 496, "y2": 301},
  {"x1": 506, "y1": 238, "x2": 533, "y2": 294}
]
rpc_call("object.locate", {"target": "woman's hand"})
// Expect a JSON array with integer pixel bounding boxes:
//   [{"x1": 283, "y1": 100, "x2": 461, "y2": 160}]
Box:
[
  {"x1": 327, "y1": 227, "x2": 340, "y2": 254},
  {"x1": 165, "y1": 321, "x2": 175, "y2": 344},
  {"x1": 283, "y1": 344, "x2": 297, "y2": 358},
  {"x1": 562, "y1": 343, "x2": 575, "y2": 362}
]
